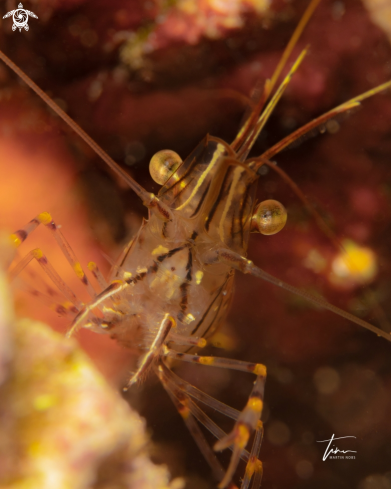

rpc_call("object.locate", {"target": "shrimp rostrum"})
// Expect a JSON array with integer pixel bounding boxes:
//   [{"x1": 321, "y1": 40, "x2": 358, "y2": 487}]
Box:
[{"x1": 3, "y1": 0, "x2": 391, "y2": 487}]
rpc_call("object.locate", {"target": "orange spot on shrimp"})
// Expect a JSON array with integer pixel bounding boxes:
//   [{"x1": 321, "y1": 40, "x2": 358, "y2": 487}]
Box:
[{"x1": 37, "y1": 212, "x2": 52, "y2": 225}]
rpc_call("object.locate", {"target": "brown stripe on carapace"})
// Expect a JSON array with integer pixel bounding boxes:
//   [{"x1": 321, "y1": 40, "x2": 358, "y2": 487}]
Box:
[
  {"x1": 161, "y1": 221, "x2": 167, "y2": 238},
  {"x1": 185, "y1": 249, "x2": 192, "y2": 280},
  {"x1": 180, "y1": 282, "x2": 189, "y2": 312},
  {"x1": 168, "y1": 246, "x2": 186, "y2": 258},
  {"x1": 149, "y1": 262, "x2": 159, "y2": 274},
  {"x1": 160, "y1": 153, "x2": 199, "y2": 196},
  {"x1": 127, "y1": 261, "x2": 158, "y2": 285},
  {"x1": 179, "y1": 249, "x2": 193, "y2": 312},
  {"x1": 190, "y1": 230, "x2": 198, "y2": 241},
  {"x1": 205, "y1": 167, "x2": 232, "y2": 232},
  {"x1": 170, "y1": 177, "x2": 193, "y2": 201},
  {"x1": 14, "y1": 229, "x2": 27, "y2": 242},
  {"x1": 193, "y1": 295, "x2": 223, "y2": 340},
  {"x1": 37, "y1": 255, "x2": 48, "y2": 265},
  {"x1": 230, "y1": 206, "x2": 236, "y2": 240},
  {"x1": 238, "y1": 183, "x2": 252, "y2": 248},
  {"x1": 185, "y1": 267, "x2": 192, "y2": 281},
  {"x1": 189, "y1": 181, "x2": 211, "y2": 218},
  {"x1": 156, "y1": 245, "x2": 185, "y2": 263},
  {"x1": 164, "y1": 171, "x2": 193, "y2": 198},
  {"x1": 156, "y1": 252, "x2": 167, "y2": 263},
  {"x1": 81, "y1": 275, "x2": 88, "y2": 285},
  {"x1": 70, "y1": 305, "x2": 79, "y2": 314},
  {"x1": 189, "y1": 273, "x2": 231, "y2": 337}
]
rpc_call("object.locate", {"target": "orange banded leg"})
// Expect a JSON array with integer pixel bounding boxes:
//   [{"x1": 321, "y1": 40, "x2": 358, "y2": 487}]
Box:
[
  {"x1": 158, "y1": 362, "x2": 263, "y2": 489},
  {"x1": 157, "y1": 362, "x2": 236, "y2": 485},
  {"x1": 212, "y1": 247, "x2": 391, "y2": 343},
  {"x1": 87, "y1": 261, "x2": 108, "y2": 290},
  {"x1": 160, "y1": 363, "x2": 241, "y2": 421},
  {"x1": 163, "y1": 349, "x2": 266, "y2": 488},
  {"x1": 158, "y1": 373, "x2": 227, "y2": 483},
  {"x1": 241, "y1": 424, "x2": 263, "y2": 489},
  {"x1": 13, "y1": 249, "x2": 88, "y2": 318},
  {"x1": 18, "y1": 280, "x2": 79, "y2": 318},
  {"x1": 9, "y1": 248, "x2": 82, "y2": 309},
  {"x1": 161, "y1": 362, "x2": 264, "y2": 489},
  {"x1": 164, "y1": 348, "x2": 266, "y2": 377},
  {"x1": 10, "y1": 212, "x2": 96, "y2": 299},
  {"x1": 158, "y1": 362, "x2": 243, "y2": 450},
  {"x1": 214, "y1": 375, "x2": 265, "y2": 488},
  {"x1": 67, "y1": 279, "x2": 130, "y2": 337}
]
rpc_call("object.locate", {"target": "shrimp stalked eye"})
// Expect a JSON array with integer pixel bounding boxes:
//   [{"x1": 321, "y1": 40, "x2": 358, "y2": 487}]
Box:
[
  {"x1": 251, "y1": 199, "x2": 287, "y2": 235},
  {"x1": 149, "y1": 149, "x2": 182, "y2": 185}
]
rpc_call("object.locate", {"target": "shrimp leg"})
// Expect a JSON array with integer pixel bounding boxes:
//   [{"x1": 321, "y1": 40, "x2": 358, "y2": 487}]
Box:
[
  {"x1": 157, "y1": 361, "x2": 264, "y2": 489},
  {"x1": 9, "y1": 212, "x2": 96, "y2": 298},
  {"x1": 9, "y1": 248, "x2": 82, "y2": 309},
  {"x1": 163, "y1": 347, "x2": 266, "y2": 488},
  {"x1": 209, "y1": 248, "x2": 391, "y2": 342},
  {"x1": 157, "y1": 362, "x2": 228, "y2": 483}
]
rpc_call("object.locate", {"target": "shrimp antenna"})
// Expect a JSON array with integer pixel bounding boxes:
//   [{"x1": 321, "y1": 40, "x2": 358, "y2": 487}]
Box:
[
  {"x1": 268, "y1": 0, "x2": 321, "y2": 95},
  {"x1": 232, "y1": 0, "x2": 321, "y2": 154},
  {"x1": 0, "y1": 50, "x2": 153, "y2": 204}
]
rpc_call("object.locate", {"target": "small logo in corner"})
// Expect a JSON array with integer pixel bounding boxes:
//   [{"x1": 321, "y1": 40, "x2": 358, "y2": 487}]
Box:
[
  {"x1": 317, "y1": 434, "x2": 357, "y2": 461},
  {"x1": 3, "y1": 3, "x2": 38, "y2": 32}
]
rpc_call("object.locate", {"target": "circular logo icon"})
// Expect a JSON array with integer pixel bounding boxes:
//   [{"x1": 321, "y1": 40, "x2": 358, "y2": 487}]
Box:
[{"x1": 12, "y1": 8, "x2": 29, "y2": 31}]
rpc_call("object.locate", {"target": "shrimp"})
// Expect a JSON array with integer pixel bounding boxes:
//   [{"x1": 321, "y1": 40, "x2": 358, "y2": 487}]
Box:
[{"x1": 1, "y1": 0, "x2": 391, "y2": 487}]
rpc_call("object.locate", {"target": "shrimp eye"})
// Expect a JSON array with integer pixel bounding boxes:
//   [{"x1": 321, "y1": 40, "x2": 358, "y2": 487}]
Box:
[
  {"x1": 149, "y1": 149, "x2": 182, "y2": 185},
  {"x1": 251, "y1": 199, "x2": 287, "y2": 235}
]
